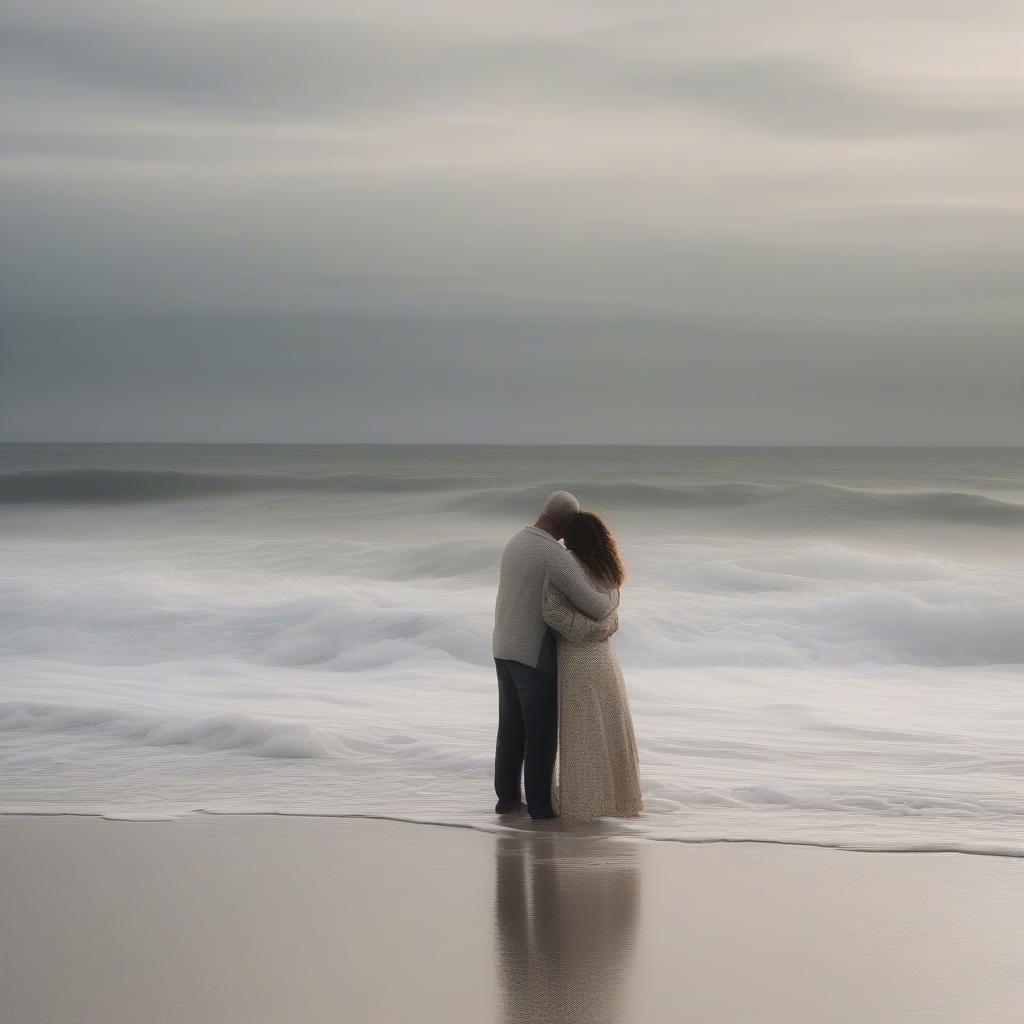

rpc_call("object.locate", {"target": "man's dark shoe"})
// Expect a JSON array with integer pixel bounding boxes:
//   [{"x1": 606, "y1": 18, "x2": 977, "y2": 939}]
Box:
[
  {"x1": 528, "y1": 806, "x2": 558, "y2": 820},
  {"x1": 495, "y1": 798, "x2": 523, "y2": 814}
]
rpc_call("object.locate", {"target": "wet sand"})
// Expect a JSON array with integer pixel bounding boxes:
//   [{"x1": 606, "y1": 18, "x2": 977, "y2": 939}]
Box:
[{"x1": 1, "y1": 814, "x2": 1021, "y2": 1023}]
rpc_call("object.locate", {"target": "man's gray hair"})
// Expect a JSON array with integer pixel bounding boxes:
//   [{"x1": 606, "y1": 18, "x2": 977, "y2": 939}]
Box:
[{"x1": 541, "y1": 490, "x2": 581, "y2": 526}]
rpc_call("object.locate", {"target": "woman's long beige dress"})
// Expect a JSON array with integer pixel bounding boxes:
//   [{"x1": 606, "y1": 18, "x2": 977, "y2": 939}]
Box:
[{"x1": 542, "y1": 570, "x2": 643, "y2": 826}]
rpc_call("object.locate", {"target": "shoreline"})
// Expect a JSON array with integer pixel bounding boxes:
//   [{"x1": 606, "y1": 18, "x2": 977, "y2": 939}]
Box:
[
  {"x1": 1, "y1": 807, "x2": 1019, "y2": 858},
  {"x1": 2, "y1": 813, "x2": 1021, "y2": 1023}
]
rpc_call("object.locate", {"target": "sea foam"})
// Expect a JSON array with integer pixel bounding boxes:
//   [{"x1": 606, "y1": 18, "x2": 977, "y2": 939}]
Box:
[{"x1": 1, "y1": 443, "x2": 1021, "y2": 855}]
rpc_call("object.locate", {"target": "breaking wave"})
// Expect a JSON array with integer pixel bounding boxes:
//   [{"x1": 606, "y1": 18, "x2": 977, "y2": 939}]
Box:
[
  {"x1": 4, "y1": 468, "x2": 1023, "y2": 531},
  {"x1": 0, "y1": 701, "x2": 334, "y2": 759},
  {"x1": 450, "y1": 480, "x2": 1024, "y2": 528}
]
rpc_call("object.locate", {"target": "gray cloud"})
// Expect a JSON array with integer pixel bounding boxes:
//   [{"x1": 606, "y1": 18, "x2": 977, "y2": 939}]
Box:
[
  {"x1": 4, "y1": 8, "x2": 1018, "y2": 137},
  {"x1": 1, "y1": 1, "x2": 1022, "y2": 443}
]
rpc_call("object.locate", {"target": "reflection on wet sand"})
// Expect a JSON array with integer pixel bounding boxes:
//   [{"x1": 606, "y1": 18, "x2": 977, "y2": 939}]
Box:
[{"x1": 493, "y1": 834, "x2": 642, "y2": 1024}]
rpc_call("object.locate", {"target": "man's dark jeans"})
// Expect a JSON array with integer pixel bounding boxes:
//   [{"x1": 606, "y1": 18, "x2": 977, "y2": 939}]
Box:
[{"x1": 494, "y1": 657, "x2": 558, "y2": 815}]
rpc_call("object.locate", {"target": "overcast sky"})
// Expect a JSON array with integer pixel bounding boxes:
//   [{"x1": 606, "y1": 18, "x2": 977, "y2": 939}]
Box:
[{"x1": 2, "y1": 1, "x2": 1022, "y2": 443}]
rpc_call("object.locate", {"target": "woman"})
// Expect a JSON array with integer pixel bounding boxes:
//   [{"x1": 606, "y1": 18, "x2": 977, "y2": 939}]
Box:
[{"x1": 542, "y1": 511, "x2": 642, "y2": 826}]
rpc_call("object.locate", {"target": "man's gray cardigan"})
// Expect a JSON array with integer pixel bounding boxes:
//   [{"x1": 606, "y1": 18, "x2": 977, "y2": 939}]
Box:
[{"x1": 491, "y1": 526, "x2": 620, "y2": 673}]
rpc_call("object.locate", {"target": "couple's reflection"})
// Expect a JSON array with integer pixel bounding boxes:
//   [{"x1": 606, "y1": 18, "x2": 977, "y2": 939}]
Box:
[{"x1": 493, "y1": 834, "x2": 641, "y2": 1024}]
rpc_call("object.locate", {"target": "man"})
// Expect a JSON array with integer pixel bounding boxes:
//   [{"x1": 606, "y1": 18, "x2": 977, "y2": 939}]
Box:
[{"x1": 491, "y1": 490, "x2": 620, "y2": 819}]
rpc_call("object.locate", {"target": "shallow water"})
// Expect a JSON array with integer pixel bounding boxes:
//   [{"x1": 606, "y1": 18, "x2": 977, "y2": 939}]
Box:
[{"x1": 1, "y1": 444, "x2": 1022, "y2": 854}]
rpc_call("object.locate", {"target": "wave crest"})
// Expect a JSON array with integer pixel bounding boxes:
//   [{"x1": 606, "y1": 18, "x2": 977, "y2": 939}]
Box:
[
  {"x1": 0, "y1": 701, "x2": 334, "y2": 759},
  {"x1": 449, "y1": 480, "x2": 1024, "y2": 528}
]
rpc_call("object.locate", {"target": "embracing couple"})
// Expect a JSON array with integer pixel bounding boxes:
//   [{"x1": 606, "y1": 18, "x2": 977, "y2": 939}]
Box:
[{"x1": 491, "y1": 490, "x2": 643, "y2": 825}]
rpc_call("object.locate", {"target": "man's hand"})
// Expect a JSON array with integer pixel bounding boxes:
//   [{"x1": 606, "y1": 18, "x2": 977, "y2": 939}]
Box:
[{"x1": 590, "y1": 610, "x2": 619, "y2": 641}]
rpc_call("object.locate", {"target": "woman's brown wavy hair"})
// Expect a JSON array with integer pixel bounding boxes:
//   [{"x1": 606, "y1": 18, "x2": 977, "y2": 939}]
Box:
[{"x1": 563, "y1": 511, "x2": 626, "y2": 588}]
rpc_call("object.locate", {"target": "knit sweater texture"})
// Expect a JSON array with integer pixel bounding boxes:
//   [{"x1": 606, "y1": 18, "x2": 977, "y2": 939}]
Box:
[{"x1": 491, "y1": 526, "x2": 619, "y2": 670}]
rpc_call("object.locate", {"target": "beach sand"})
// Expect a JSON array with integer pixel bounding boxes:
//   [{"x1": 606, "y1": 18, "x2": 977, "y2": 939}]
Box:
[{"x1": 1, "y1": 814, "x2": 1020, "y2": 1024}]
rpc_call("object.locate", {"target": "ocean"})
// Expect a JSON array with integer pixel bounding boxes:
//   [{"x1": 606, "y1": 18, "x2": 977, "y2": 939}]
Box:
[{"x1": 1, "y1": 443, "x2": 1021, "y2": 854}]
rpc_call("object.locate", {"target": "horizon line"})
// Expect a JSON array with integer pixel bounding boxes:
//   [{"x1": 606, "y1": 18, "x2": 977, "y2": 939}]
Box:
[{"x1": 1, "y1": 440, "x2": 1022, "y2": 449}]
